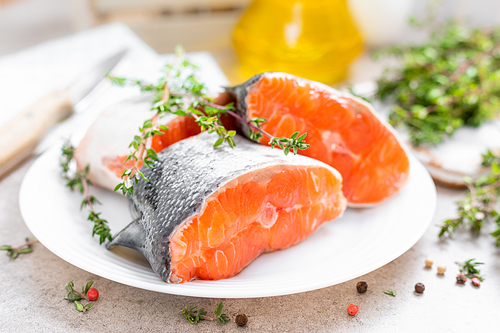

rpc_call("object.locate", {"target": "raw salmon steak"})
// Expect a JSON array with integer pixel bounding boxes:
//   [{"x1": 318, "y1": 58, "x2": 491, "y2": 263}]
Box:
[
  {"x1": 74, "y1": 96, "x2": 200, "y2": 191},
  {"x1": 107, "y1": 132, "x2": 347, "y2": 283},
  {"x1": 226, "y1": 73, "x2": 410, "y2": 206}
]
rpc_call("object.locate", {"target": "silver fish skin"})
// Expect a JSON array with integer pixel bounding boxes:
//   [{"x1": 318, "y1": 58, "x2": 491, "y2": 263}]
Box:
[
  {"x1": 224, "y1": 73, "x2": 263, "y2": 136},
  {"x1": 107, "y1": 131, "x2": 343, "y2": 283}
]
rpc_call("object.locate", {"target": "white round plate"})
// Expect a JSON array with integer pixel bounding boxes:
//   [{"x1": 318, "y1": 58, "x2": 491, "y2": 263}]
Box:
[{"x1": 20, "y1": 146, "x2": 436, "y2": 298}]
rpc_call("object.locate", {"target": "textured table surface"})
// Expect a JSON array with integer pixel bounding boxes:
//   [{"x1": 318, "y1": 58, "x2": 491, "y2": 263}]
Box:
[
  {"x1": 1, "y1": 19, "x2": 500, "y2": 333},
  {"x1": 1, "y1": 158, "x2": 499, "y2": 332}
]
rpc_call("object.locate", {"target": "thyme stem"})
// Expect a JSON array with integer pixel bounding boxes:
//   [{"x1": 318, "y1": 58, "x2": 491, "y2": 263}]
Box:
[
  {"x1": 61, "y1": 143, "x2": 113, "y2": 244},
  {"x1": 448, "y1": 42, "x2": 500, "y2": 82},
  {"x1": 1, "y1": 238, "x2": 38, "y2": 259},
  {"x1": 225, "y1": 109, "x2": 273, "y2": 140},
  {"x1": 70, "y1": 289, "x2": 89, "y2": 302},
  {"x1": 439, "y1": 150, "x2": 500, "y2": 245},
  {"x1": 12, "y1": 239, "x2": 38, "y2": 253},
  {"x1": 81, "y1": 177, "x2": 94, "y2": 211},
  {"x1": 180, "y1": 310, "x2": 214, "y2": 321}
]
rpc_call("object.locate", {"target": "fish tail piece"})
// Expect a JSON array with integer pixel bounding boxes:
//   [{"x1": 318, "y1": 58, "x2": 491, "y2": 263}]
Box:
[{"x1": 106, "y1": 218, "x2": 146, "y2": 254}]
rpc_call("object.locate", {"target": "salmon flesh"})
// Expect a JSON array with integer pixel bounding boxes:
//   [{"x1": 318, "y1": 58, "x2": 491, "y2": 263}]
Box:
[
  {"x1": 107, "y1": 132, "x2": 347, "y2": 283},
  {"x1": 225, "y1": 73, "x2": 410, "y2": 206}
]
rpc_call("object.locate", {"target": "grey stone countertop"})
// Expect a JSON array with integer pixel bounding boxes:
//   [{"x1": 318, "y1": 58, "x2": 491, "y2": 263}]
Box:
[{"x1": 1, "y1": 158, "x2": 499, "y2": 333}]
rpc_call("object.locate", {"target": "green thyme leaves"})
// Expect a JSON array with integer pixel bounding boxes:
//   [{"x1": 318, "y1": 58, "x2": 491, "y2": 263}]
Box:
[
  {"x1": 107, "y1": 46, "x2": 309, "y2": 196},
  {"x1": 384, "y1": 290, "x2": 396, "y2": 297},
  {"x1": 270, "y1": 131, "x2": 310, "y2": 156},
  {"x1": 65, "y1": 281, "x2": 84, "y2": 302},
  {"x1": 180, "y1": 301, "x2": 230, "y2": 325},
  {"x1": 60, "y1": 142, "x2": 112, "y2": 244},
  {"x1": 439, "y1": 150, "x2": 500, "y2": 245},
  {"x1": 65, "y1": 280, "x2": 96, "y2": 313},
  {"x1": 456, "y1": 259, "x2": 485, "y2": 281},
  {"x1": 375, "y1": 22, "x2": 500, "y2": 147},
  {"x1": 0, "y1": 238, "x2": 38, "y2": 259},
  {"x1": 375, "y1": 19, "x2": 500, "y2": 247}
]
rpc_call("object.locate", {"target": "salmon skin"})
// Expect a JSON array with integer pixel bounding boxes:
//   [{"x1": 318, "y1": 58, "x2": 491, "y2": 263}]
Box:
[
  {"x1": 107, "y1": 132, "x2": 347, "y2": 283},
  {"x1": 225, "y1": 72, "x2": 410, "y2": 206}
]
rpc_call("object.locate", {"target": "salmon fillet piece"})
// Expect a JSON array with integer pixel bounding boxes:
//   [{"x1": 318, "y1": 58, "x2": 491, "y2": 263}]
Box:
[
  {"x1": 169, "y1": 165, "x2": 345, "y2": 283},
  {"x1": 227, "y1": 73, "x2": 410, "y2": 206},
  {"x1": 107, "y1": 132, "x2": 347, "y2": 283}
]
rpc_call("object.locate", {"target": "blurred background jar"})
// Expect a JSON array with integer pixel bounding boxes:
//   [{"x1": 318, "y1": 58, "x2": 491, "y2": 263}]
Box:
[
  {"x1": 232, "y1": 0, "x2": 363, "y2": 84},
  {"x1": 349, "y1": 0, "x2": 415, "y2": 48}
]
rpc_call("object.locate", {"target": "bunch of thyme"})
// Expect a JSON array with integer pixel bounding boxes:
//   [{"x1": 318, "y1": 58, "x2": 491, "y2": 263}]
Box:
[
  {"x1": 61, "y1": 142, "x2": 112, "y2": 244},
  {"x1": 375, "y1": 21, "x2": 500, "y2": 146},
  {"x1": 180, "y1": 301, "x2": 230, "y2": 325},
  {"x1": 108, "y1": 46, "x2": 309, "y2": 196},
  {"x1": 439, "y1": 150, "x2": 500, "y2": 245}
]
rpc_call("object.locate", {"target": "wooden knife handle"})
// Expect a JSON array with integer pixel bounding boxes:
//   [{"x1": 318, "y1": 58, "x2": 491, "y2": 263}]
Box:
[{"x1": 0, "y1": 90, "x2": 73, "y2": 178}]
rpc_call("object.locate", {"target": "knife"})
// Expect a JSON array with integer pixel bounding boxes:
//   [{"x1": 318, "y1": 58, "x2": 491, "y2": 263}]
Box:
[{"x1": 0, "y1": 50, "x2": 127, "y2": 178}]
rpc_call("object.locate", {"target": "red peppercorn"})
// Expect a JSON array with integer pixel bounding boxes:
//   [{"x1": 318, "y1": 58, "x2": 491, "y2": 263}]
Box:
[
  {"x1": 347, "y1": 304, "x2": 358, "y2": 316},
  {"x1": 88, "y1": 288, "x2": 99, "y2": 301},
  {"x1": 471, "y1": 278, "x2": 481, "y2": 287}
]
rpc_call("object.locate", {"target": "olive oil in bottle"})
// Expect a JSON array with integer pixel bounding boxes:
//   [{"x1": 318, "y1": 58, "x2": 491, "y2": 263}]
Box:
[{"x1": 233, "y1": 0, "x2": 363, "y2": 84}]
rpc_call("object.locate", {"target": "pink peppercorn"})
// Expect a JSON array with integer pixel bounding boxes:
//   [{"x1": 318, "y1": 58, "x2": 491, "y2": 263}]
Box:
[
  {"x1": 347, "y1": 304, "x2": 358, "y2": 316},
  {"x1": 471, "y1": 278, "x2": 481, "y2": 287}
]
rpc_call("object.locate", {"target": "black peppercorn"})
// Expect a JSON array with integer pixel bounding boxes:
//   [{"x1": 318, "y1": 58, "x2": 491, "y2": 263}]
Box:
[
  {"x1": 456, "y1": 273, "x2": 467, "y2": 284},
  {"x1": 235, "y1": 313, "x2": 248, "y2": 327},
  {"x1": 356, "y1": 281, "x2": 368, "y2": 293},
  {"x1": 415, "y1": 283, "x2": 425, "y2": 293}
]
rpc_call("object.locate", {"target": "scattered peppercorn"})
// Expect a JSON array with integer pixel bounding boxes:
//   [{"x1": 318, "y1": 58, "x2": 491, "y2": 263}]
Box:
[
  {"x1": 415, "y1": 283, "x2": 425, "y2": 293},
  {"x1": 356, "y1": 281, "x2": 368, "y2": 293},
  {"x1": 425, "y1": 258, "x2": 433, "y2": 268},
  {"x1": 456, "y1": 273, "x2": 467, "y2": 284},
  {"x1": 471, "y1": 278, "x2": 481, "y2": 287},
  {"x1": 235, "y1": 313, "x2": 248, "y2": 327},
  {"x1": 437, "y1": 265, "x2": 446, "y2": 275},
  {"x1": 347, "y1": 304, "x2": 359, "y2": 316},
  {"x1": 88, "y1": 288, "x2": 99, "y2": 301}
]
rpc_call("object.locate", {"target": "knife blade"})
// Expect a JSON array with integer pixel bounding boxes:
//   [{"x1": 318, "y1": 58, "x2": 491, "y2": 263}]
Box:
[{"x1": 0, "y1": 50, "x2": 127, "y2": 179}]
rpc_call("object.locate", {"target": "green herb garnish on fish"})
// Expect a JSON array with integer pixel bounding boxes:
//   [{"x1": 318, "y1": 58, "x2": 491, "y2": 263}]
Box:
[{"x1": 107, "y1": 46, "x2": 309, "y2": 196}]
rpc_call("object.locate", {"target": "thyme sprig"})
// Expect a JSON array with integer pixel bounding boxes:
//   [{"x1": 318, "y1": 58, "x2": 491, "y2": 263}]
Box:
[
  {"x1": 234, "y1": 113, "x2": 309, "y2": 155},
  {"x1": 61, "y1": 142, "x2": 112, "y2": 244},
  {"x1": 375, "y1": 21, "x2": 500, "y2": 146},
  {"x1": 456, "y1": 259, "x2": 484, "y2": 281},
  {"x1": 180, "y1": 301, "x2": 230, "y2": 325},
  {"x1": 65, "y1": 281, "x2": 95, "y2": 313},
  {"x1": 108, "y1": 46, "x2": 309, "y2": 196},
  {"x1": 0, "y1": 238, "x2": 38, "y2": 259},
  {"x1": 439, "y1": 150, "x2": 500, "y2": 245}
]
